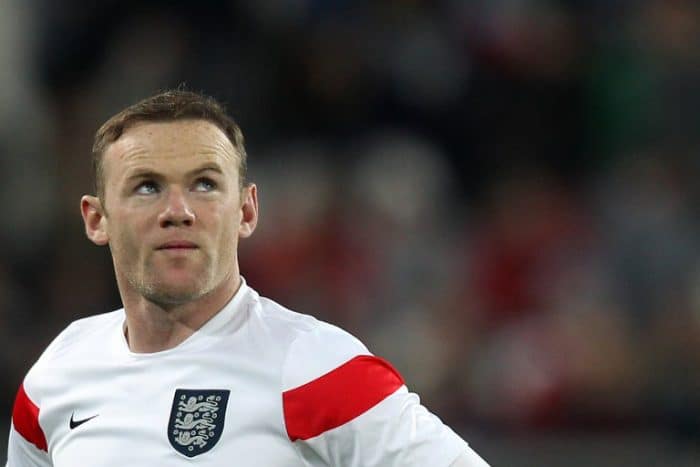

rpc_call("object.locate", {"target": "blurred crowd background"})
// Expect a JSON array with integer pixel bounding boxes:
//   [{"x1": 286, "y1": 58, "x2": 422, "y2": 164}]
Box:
[{"x1": 1, "y1": 0, "x2": 699, "y2": 465}]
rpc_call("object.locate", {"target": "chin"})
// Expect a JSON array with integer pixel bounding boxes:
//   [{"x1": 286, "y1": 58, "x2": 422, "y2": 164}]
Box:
[
  {"x1": 137, "y1": 275, "x2": 210, "y2": 308},
  {"x1": 144, "y1": 286, "x2": 207, "y2": 308}
]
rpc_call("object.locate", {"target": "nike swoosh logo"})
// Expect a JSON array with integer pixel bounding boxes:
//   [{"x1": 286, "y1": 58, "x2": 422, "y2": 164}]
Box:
[{"x1": 69, "y1": 412, "x2": 99, "y2": 429}]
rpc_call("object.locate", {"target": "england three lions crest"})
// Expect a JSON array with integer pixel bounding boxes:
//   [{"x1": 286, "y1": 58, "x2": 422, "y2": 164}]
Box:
[{"x1": 168, "y1": 389, "x2": 230, "y2": 457}]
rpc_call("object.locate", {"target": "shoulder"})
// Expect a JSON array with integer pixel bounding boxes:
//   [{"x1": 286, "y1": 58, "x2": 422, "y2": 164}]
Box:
[
  {"x1": 38, "y1": 310, "x2": 123, "y2": 362},
  {"x1": 11, "y1": 310, "x2": 124, "y2": 453},
  {"x1": 23, "y1": 310, "x2": 124, "y2": 399},
  {"x1": 252, "y1": 294, "x2": 372, "y2": 388},
  {"x1": 251, "y1": 296, "x2": 406, "y2": 443},
  {"x1": 246, "y1": 289, "x2": 400, "y2": 391}
]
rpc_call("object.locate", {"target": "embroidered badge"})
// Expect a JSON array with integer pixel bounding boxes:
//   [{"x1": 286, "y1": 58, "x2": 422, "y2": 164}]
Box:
[{"x1": 168, "y1": 389, "x2": 230, "y2": 457}]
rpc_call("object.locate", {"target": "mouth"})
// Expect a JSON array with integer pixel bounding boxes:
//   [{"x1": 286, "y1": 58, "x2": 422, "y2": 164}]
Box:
[{"x1": 156, "y1": 241, "x2": 198, "y2": 250}]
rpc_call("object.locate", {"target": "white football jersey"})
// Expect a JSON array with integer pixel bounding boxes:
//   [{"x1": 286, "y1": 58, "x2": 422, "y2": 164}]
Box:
[{"x1": 6, "y1": 280, "x2": 488, "y2": 466}]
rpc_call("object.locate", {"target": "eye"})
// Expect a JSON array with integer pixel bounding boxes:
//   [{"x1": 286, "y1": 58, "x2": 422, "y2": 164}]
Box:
[
  {"x1": 135, "y1": 181, "x2": 159, "y2": 195},
  {"x1": 193, "y1": 177, "x2": 217, "y2": 192}
]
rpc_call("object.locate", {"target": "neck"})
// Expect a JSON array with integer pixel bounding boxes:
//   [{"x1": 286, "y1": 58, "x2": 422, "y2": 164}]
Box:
[{"x1": 121, "y1": 274, "x2": 241, "y2": 353}]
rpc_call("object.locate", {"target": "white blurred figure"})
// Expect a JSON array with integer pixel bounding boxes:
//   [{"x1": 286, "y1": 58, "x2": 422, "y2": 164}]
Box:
[
  {"x1": 350, "y1": 130, "x2": 461, "y2": 400},
  {"x1": 0, "y1": 0, "x2": 56, "y2": 259}
]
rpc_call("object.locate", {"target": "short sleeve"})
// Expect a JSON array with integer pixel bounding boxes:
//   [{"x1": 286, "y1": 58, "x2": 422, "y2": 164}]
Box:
[
  {"x1": 281, "y1": 321, "x2": 488, "y2": 466},
  {"x1": 6, "y1": 384, "x2": 51, "y2": 467},
  {"x1": 6, "y1": 322, "x2": 68, "y2": 467}
]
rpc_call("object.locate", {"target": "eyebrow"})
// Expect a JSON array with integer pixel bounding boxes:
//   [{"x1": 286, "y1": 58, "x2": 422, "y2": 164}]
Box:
[
  {"x1": 187, "y1": 165, "x2": 224, "y2": 177},
  {"x1": 124, "y1": 164, "x2": 224, "y2": 183}
]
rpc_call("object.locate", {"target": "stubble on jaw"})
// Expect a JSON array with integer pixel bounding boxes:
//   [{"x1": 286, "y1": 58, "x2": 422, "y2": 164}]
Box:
[
  {"x1": 126, "y1": 259, "x2": 216, "y2": 311},
  {"x1": 129, "y1": 278, "x2": 202, "y2": 311}
]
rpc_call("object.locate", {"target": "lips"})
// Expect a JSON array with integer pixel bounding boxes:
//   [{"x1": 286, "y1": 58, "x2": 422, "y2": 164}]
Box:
[{"x1": 156, "y1": 241, "x2": 198, "y2": 250}]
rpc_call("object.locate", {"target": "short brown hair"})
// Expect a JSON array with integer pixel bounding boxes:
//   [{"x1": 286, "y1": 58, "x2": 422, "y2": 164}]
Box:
[{"x1": 92, "y1": 89, "x2": 247, "y2": 200}]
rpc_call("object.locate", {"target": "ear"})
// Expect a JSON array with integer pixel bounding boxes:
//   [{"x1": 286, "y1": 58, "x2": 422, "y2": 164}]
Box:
[
  {"x1": 238, "y1": 184, "x2": 258, "y2": 239},
  {"x1": 81, "y1": 195, "x2": 109, "y2": 245}
]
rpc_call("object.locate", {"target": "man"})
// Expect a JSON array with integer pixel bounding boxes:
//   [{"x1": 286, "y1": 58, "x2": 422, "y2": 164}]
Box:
[{"x1": 6, "y1": 90, "x2": 489, "y2": 466}]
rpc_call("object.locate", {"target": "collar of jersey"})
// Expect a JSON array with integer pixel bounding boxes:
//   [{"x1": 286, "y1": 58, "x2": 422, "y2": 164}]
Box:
[{"x1": 116, "y1": 276, "x2": 251, "y2": 359}]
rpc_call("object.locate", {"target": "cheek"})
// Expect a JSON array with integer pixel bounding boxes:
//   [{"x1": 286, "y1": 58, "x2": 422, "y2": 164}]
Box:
[
  {"x1": 215, "y1": 216, "x2": 239, "y2": 250},
  {"x1": 211, "y1": 209, "x2": 241, "y2": 255},
  {"x1": 108, "y1": 214, "x2": 147, "y2": 260},
  {"x1": 207, "y1": 202, "x2": 240, "y2": 235}
]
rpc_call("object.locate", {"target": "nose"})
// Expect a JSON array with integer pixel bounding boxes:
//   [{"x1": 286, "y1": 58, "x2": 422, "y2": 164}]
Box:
[{"x1": 158, "y1": 187, "x2": 195, "y2": 228}]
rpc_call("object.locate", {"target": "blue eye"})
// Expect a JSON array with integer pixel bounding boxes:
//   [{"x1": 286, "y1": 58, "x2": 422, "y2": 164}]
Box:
[
  {"x1": 193, "y1": 178, "x2": 216, "y2": 192},
  {"x1": 135, "y1": 181, "x2": 159, "y2": 195}
]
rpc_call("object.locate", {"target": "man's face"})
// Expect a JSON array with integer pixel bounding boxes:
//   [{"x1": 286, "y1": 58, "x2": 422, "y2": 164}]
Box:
[{"x1": 88, "y1": 120, "x2": 256, "y2": 307}]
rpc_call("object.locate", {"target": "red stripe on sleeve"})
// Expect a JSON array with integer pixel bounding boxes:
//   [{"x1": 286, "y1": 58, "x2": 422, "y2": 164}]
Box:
[
  {"x1": 283, "y1": 355, "x2": 404, "y2": 441},
  {"x1": 12, "y1": 383, "x2": 48, "y2": 452}
]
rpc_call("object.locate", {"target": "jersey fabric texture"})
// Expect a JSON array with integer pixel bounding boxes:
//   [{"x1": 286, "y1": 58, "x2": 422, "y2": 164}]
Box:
[{"x1": 6, "y1": 280, "x2": 488, "y2": 466}]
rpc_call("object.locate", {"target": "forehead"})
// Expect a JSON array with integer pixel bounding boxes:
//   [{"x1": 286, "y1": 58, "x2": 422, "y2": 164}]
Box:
[{"x1": 103, "y1": 120, "x2": 239, "y2": 179}]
